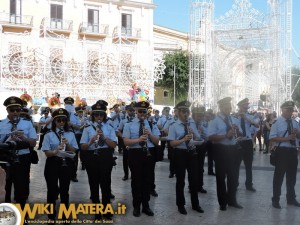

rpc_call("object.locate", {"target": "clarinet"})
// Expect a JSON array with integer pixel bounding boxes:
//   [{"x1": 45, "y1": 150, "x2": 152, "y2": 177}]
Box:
[
  {"x1": 59, "y1": 127, "x2": 67, "y2": 166},
  {"x1": 12, "y1": 117, "x2": 20, "y2": 164},
  {"x1": 141, "y1": 121, "x2": 151, "y2": 157},
  {"x1": 94, "y1": 121, "x2": 103, "y2": 155},
  {"x1": 187, "y1": 122, "x2": 197, "y2": 155}
]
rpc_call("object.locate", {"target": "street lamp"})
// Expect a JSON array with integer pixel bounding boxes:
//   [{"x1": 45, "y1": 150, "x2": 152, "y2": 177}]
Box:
[{"x1": 173, "y1": 64, "x2": 176, "y2": 107}]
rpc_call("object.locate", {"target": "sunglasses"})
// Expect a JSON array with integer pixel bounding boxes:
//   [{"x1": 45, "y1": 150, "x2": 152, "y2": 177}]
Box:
[
  {"x1": 180, "y1": 109, "x2": 190, "y2": 114},
  {"x1": 138, "y1": 109, "x2": 147, "y2": 114},
  {"x1": 56, "y1": 117, "x2": 67, "y2": 123},
  {"x1": 93, "y1": 112, "x2": 106, "y2": 117},
  {"x1": 9, "y1": 108, "x2": 21, "y2": 113}
]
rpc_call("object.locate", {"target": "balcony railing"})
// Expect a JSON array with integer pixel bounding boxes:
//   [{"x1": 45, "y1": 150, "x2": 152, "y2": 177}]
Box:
[
  {"x1": 42, "y1": 17, "x2": 73, "y2": 32},
  {"x1": 79, "y1": 23, "x2": 108, "y2": 35},
  {"x1": 113, "y1": 26, "x2": 141, "y2": 39},
  {"x1": 0, "y1": 12, "x2": 33, "y2": 26}
]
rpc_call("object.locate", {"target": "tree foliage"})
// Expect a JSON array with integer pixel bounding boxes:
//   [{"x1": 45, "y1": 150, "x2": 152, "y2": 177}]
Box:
[
  {"x1": 155, "y1": 50, "x2": 189, "y2": 104},
  {"x1": 291, "y1": 67, "x2": 300, "y2": 107}
]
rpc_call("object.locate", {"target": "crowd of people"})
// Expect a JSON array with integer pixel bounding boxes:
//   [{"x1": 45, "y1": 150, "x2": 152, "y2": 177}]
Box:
[{"x1": 0, "y1": 95, "x2": 300, "y2": 223}]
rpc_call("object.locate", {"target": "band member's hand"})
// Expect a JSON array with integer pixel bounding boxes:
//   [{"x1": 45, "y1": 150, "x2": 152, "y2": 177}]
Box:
[
  {"x1": 226, "y1": 129, "x2": 235, "y2": 138},
  {"x1": 184, "y1": 134, "x2": 193, "y2": 141},
  {"x1": 287, "y1": 134, "x2": 296, "y2": 141},
  {"x1": 143, "y1": 128, "x2": 151, "y2": 136},
  {"x1": 61, "y1": 137, "x2": 68, "y2": 146},
  {"x1": 139, "y1": 135, "x2": 148, "y2": 142},
  {"x1": 90, "y1": 135, "x2": 98, "y2": 143}
]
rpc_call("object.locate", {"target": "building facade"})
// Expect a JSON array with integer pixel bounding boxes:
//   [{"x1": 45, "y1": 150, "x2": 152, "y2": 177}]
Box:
[{"x1": 0, "y1": 0, "x2": 164, "y2": 105}]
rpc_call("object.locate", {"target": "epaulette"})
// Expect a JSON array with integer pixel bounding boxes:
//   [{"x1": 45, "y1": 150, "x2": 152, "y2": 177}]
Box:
[
  {"x1": 152, "y1": 121, "x2": 157, "y2": 125},
  {"x1": 74, "y1": 113, "x2": 78, "y2": 116},
  {"x1": 107, "y1": 117, "x2": 112, "y2": 121},
  {"x1": 126, "y1": 120, "x2": 133, "y2": 123},
  {"x1": 84, "y1": 124, "x2": 91, "y2": 128},
  {"x1": 167, "y1": 117, "x2": 172, "y2": 120},
  {"x1": 22, "y1": 117, "x2": 31, "y2": 121},
  {"x1": 109, "y1": 124, "x2": 114, "y2": 128}
]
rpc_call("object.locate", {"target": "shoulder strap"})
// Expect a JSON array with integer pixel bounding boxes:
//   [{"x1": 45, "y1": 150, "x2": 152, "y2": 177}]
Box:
[{"x1": 277, "y1": 129, "x2": 289, "y2": 148}]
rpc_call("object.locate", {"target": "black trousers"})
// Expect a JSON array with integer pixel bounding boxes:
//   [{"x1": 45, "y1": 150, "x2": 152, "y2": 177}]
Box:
[
  {"x1": 213, "y1": 144, "x2": 241, "y2": 206},
  {"x1": 239, "y1": 140, "x2": 254, "y2": 187},
  {"x1": 128, "y1": 148, "x2": 155, "y2": 209},
  {"x1": 44, "y1": 157, "x2": 73, "y2": 219},
  {"x1": 5, "y1": 154, "x2": 31, "y2": 209},
  {"x1": 149, "y1": 147, "x2": 157, "y2": 191},
  {"x1": 123, "y1": 145, "x2": 129, "y2": 177},
  {"x1": 118, "y1": 136, "x2": 124, "y2": 153},
  {"x1": 167, "y1": 141, "x2": 175, "y2": 175},
  {"x1": 72, "y1": 133, "x2": 82, "y2": 178},
  {"x1": 272, "y1": 147, "x2": 298, "y2": 203},
  {"x1": 174, "y1": 148, "x2": 199, "y2": 208},
  {"x1": 84, "y1": 149, "x2": 113, "y2": 206},
  {"x1": 196, "y1": 144, "x2": 207, "y2": 189},
  {"x1": 206, "y1": 141, "x2": 214, "y2": 173}
]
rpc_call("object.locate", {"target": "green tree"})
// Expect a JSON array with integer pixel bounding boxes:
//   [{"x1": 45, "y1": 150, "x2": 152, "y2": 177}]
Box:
[
  {"x1": 155, "y1": 50, "x2": 189, "y2": 104},
  {"x1": 291, "y1": 67, "x2": 300, "y2": 107}
]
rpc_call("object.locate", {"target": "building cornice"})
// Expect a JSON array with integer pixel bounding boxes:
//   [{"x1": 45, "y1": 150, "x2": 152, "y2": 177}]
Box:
[
  {"x1": 85, "y1": 0, "x2": 156, "y2": 9},
  {"x1": 153, "y1": 24, "x2": 188, "y2": 41}
]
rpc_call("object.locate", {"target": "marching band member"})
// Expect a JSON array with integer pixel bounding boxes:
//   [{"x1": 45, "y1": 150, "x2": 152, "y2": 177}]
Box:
[
  {"x1": 38, "y1": 107, "x2": 52, "y2": 150},
  {"x1": 80, "y1": 101, "x2": 117, "y2": 220},
  {"x1": 190, "y1": 105, "x2": 207, "y2": 193},
  {"x1": 269, "y1": 101, "x2": 300, "y2": 209},
  {"x1": 236, "y1": 98, "x2": 259, "y2": 192},
  {"x1": 111, "y1": 104, "x2": 125, "y2": 154},
  {"x1": 164, "y1": 108, "x2": 179, "y2": 178},
  {"x1": 117, "y1": 104, "x2": 135, "y2": 181},
  {"x1": 0, "y1": 96, "x2": 37, "y2": 209},
  {"x1": 208, "y1": 97, "x2": 243, "y2": 211},
  {"x1": 64, "y1": 97, "x2": 82, "y2": 182},
  {"x1": 167, "y1": 101, "x2": 204, "y2": 215},
  {"x1": 123, "y1": 101, "x2": 160, "y2": 217},
  {"x1": 41, "y1": 108, "x2": 78, "y2": 220}
]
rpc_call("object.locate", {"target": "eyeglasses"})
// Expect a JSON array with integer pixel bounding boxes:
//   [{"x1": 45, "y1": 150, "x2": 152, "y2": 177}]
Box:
[
  {"x1": 93, "y1": 112, "x2": 106, "y2": 117},
  {"x1": 9, "y1": 108, "x2": 21, "y2": 113},
  {"x1": 138, "y1": 109, "x2": 147, "y2": 114},
  {"x1": 56, "y1": 117, "x2": 67, "y2": 123}
]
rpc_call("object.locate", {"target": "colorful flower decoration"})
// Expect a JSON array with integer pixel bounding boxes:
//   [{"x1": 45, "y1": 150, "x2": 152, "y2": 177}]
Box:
[
  {"x1": 49, "y1": 97, "x2": 61, "y2": 108},
  {"x1": 20, "y1": 93, "x2": 32, "y2": 103},
  {"x1": 128, "y1": 83, "x2": 150, "y2": 102}
]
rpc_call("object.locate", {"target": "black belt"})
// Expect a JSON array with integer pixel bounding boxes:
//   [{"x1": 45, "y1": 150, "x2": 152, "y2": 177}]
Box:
[{"x1": 277, "y1": 147, "x2": 297, "y2": 151}]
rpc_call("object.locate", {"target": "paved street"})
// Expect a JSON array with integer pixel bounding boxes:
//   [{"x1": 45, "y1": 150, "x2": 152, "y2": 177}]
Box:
[{"x1": 28, "y1": 147, "x2": 300, "y2": 225}]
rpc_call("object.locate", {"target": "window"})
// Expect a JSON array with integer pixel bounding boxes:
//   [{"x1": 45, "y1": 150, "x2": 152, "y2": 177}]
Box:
[
  {"x1": 50, "y1": 4, "x2": 63, "y2": 29},
  {"x1": 10, "y1": 0, "x2": 22, "y2": 23},
  {"x1": 88, "y1": 9, "x2": 99, "y2": 33},
  {"x1": 121, "y1": 13, "x2": 132, "y2": 36},
  {"x1": 163, "y1": 91, "x2": 169, "y2": 98}
]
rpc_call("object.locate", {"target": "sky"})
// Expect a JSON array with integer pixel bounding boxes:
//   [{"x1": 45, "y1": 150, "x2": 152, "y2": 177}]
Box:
[{"x1": 153, "y1": 0, "x2": 300, "y2": 67}]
